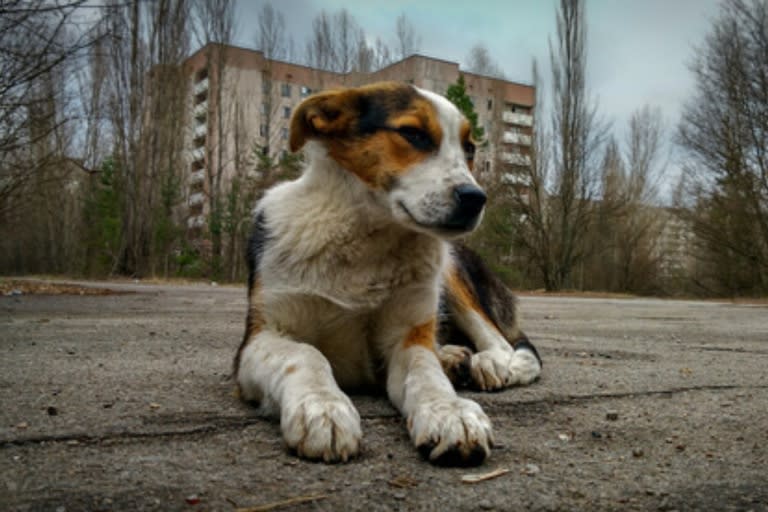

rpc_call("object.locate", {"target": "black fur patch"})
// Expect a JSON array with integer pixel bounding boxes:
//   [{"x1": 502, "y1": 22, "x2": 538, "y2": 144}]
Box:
[
  {"x1": 246, "y1": 211, "x2": 268, "y2": 292},
  {"x1": 357, "y1": 85, "x2": 418, "y2": 135},
  {"x1": 452, "y1": 244, "x2": 518, "y2": 339},
  {"x1": 234, "y1": 211, "x2": 269, "y2": 379}
]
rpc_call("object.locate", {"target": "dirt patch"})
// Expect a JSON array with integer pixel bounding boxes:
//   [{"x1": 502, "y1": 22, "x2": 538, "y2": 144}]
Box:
[{"x1": 0, "y1": 279, "x2": 129, "y2": 296}]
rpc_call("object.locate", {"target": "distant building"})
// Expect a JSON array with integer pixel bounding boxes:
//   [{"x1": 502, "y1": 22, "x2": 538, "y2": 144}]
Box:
[
  {"x1": 655, "y1": 208, "x2": 695, "y2": 282},
  {"x1": 181, "y1": 43, "x2": 535, "y2": 235}
]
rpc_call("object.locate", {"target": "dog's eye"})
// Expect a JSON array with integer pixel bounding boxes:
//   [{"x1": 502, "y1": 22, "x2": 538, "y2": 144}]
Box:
[
  {"x1": 463, "y1": 141, "x2": 476, "y2": 161},
  {"x1": 395, "y1": 126, "x2": 434, "y2": 151}
]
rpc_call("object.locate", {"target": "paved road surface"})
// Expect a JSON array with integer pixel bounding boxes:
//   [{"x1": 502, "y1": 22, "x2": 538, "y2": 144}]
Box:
[{"x1": 1, "y1": 280, "x2": 767, "y2": 511}]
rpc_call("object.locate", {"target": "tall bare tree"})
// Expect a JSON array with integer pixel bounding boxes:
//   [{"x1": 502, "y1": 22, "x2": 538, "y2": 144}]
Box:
[
  {"x1": 192, "y1": 0, "x2": 236, "y2": 277},
  {"x1": 508, "y1": 0, "x2": 606, "y2": 291},
  {"x1": 677, "y1": 0, "x2": 768, "y2": 295},
  {"x1": 465, "y1": 43, "x2": 505, "y2": 78},
  {"x1": 0, "y1": 1, "x2": 100, "y2": 222},
  {"x1": 394, "y1": 12, "x2": 420, "y2": 60},
  {"x1": 587, "y1": 107, "x2": 666, "y2": 293}
]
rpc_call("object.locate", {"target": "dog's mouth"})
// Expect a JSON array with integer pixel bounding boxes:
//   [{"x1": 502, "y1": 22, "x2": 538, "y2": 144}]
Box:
[{"x1": 397, "y1": 201, "x2": 480, "y2": 237}]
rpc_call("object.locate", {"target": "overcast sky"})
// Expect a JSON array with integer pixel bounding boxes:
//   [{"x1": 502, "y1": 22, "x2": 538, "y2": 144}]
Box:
[{"x1": 234, "y1": 0, "x2": 723, "y2": 192}]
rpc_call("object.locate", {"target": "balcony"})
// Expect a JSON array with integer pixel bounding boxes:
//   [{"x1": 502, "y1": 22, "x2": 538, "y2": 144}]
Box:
[
  {"x1": 189, "y1": 169, "x2": 205, "y2": 184},
  {"x1": 502, "y1": 131, "x2": 532, "y2": 145},
  {"x1": 194, "y1": 78, "x2": 209, "y2": 96},
  {"x1": 500, "y1": 152, "x2": 531, "y2": 167},
  {"x1": 189, "y1": 147, "x2": 205, "y2": 162},
  {"x1": 502, "y1": 111, "x2": 533, "y2": 127},
  {"x1": 501, "y1": 172, "x2": 532, "y2": 187},
  {"x1": 194, "y1": 123, "x2": 207, "y2": 139},
  {"x1": 188, "y1": 192, "x2": 205, "y2": 206},
  {"x1": 187, "y1": 215, "x2": 206, "y2": 229},
  {"x1": 193, "y1": 102, "x2": 207, "y2": 118}
]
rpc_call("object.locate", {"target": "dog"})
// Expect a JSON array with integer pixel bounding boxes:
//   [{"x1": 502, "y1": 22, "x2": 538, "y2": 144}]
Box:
[{"x1": 234, "y1": 82, "x2": 541, "y2": 466}]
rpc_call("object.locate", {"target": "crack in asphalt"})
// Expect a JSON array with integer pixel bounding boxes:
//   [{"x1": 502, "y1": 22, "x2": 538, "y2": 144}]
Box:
[{"x1": 3, "y1": 384, "x2": 766, "y2": 448}]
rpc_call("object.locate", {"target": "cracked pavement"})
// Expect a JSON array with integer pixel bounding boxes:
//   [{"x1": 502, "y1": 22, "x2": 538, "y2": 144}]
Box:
[{"x1": 1, "y1": 281, "x2": 767, "y2": 511}]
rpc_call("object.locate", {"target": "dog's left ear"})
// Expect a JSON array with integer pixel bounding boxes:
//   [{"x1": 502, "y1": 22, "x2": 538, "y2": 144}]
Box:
[{"x1": 289, "y1": 89, "x2": 360, "y2": 152}]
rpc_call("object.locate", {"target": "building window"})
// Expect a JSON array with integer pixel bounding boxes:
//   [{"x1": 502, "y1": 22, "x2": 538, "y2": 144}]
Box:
[
  {"x1": 283, "y1": 106, "x2": 291, "y2": 119},
  {"x1": 259, "y1": 124, "x2": 267, "y2": 137},
  {"x1": 281, "y1": 127, "x2": 288, "y2": 140},
  {"x1": 262, "y1": 80, "x2": 271, "y2": 94},
  {"x1": 260, "y1": 102, "x2": 268, "y2": 115},
  {"x1": 487, "y1": 98, "x2": 493, "y2": 111},
  {"x1": 281, "y1": 83, "x2": 292, "y2": 97},
  {"x1": 195, "y1": 68, "x2": 208, "y2": 82},
  {"x1": 484, "y1": 161, "x2": 490, "y2": 173},
  {"x1": 300, "y1": 86, "x2": 312, "y2": 97}
]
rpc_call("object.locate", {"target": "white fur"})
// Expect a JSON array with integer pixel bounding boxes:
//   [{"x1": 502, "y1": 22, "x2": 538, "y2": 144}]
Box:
[
  {"x1": 453, "y1": 308, "x2": 543, "y2": 390},
  {"x1": 237, "y1": 87, "x2": 494, "y2": 463}
]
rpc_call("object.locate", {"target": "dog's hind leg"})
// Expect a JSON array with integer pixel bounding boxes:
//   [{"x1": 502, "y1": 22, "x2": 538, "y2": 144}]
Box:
[
  {"x1": 441, "y1": 245, "x2": 542, "y2": 391},
  {"x1": 236, "y1": 330, "x2": 362, "y2": 463}
]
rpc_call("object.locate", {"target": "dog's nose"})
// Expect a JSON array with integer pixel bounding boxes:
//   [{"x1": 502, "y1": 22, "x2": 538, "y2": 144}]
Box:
[
  {"x1": 454, "y1": 184, "x2": 487, "y2": 213},
  {"x1": 444, "y1": 184, "x2": 487, "y2": 231}
]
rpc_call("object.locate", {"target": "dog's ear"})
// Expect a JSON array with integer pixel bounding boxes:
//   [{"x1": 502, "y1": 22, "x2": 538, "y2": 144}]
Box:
[{"x1": 289, "y1": 89, "x2": 360, "y2": 152}]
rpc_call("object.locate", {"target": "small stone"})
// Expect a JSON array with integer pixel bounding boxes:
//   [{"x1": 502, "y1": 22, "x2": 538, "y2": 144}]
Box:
[
  {"x1": 185, "y1": 494, "x2": 200, "y2": 505},
  {"x1": 606, "y1": 411, "x2": 619, "y2": 421},
  {"x1": 479, "y1": 499, "x2": 494, "y2": 510},
  {"x1": 675, "y1": 444, "x2": 686, "y2": 452},
  {"x1": 149, "y1": 402, "x2": 161, "y2": 409},
  {"x1": 632, "y1": 448, "x2": 644, "y2": 458},
  {"x1": 523, "y1": 463, "x2": 540, "y2": 476},
  {"x1": 66, "y1": 440, "x2": 79, "y2": 446},
  {"x1": 393, "y1": 492, "x2": 406, "y2": 500},
  {"x1": 16, "y1": 421, "x2": 28, "y2": 429},
  {"x1": 591, "y1": 431, "x2": 603, "y2": 439}
]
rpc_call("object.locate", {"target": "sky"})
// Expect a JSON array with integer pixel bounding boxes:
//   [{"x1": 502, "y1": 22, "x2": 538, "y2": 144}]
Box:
[{"x1": 233, "y1": 0, "x2": 723, "y2": 191}]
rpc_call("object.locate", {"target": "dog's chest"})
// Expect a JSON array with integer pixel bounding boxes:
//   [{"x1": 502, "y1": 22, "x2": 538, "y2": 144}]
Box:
[{"x1": 265, "y1": 216, "x2": 443, "y2": 310}]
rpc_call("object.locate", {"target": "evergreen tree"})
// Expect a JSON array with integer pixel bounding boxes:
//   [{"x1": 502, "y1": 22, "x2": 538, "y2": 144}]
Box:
[{"x1": 445, "y1": 74, "x2": 484, "y2": 141}]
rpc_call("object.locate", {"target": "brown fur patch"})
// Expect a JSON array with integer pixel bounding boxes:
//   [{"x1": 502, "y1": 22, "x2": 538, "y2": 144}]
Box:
[
  {"x1": 403, "y1": 318, "x2": 437, "y2": 351},
  {"x1": 445, "y1": 267, "x2": 497, "y2": 329},
  {"x1": 284, "y1": 364, "x2": 297, "y2": 375},
  {"x1": 233, "y1": 278, "x2": 265, "y2": 378},
  {"x1": 459, "y1": 119, "x2": 475, "y2": 172},
  {"x1": 289, "y1": 82, "x2": 443, "y2": 189}
]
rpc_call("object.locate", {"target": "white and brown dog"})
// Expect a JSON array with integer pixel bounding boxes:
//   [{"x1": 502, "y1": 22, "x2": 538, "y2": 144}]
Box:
[{"x1": 234, "y1": 82, "x2": 541, "y2": 466}]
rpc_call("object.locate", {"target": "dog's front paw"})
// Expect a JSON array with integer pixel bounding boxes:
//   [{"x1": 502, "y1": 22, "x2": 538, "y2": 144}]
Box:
[
  {"x1": 408, "y1": 397, "x2": 493, "y2": 466},
  {"x1": 281, "y1": 390, "x2": 362, "y2": 463},
  {"x1": 470, "y1": 343, "x2": 541, "y2": 391}
]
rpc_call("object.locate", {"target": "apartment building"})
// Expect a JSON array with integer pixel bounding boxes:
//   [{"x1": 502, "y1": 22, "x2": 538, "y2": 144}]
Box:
[{"x1": 181, "y1": 43, "x2": 535, "y2": 234}]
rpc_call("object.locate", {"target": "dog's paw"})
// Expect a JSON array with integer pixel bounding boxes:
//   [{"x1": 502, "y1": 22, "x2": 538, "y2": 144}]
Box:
[
  {"x1": 281, "y1": 390, "x2": 362, "y2": 463},
  {"x1": 437, "y1": 344, "x2": 473, "y2": 387},
  {"x1": 470, "y1": 343, "x2": 541, "y2": 391},
  {"x1": 408, "y1": 397, "x2": 493, "y2": 466}
]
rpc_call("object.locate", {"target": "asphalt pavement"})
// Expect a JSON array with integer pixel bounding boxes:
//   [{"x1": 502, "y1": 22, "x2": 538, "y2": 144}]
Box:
[{"x1": 1, "y1": 280, "x2": 767, "y2": 511}]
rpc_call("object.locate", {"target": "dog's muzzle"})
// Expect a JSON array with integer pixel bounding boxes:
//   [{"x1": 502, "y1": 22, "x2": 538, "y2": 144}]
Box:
[{"x1": 442, "y1": 184, "x2": 487, "y2": 231}]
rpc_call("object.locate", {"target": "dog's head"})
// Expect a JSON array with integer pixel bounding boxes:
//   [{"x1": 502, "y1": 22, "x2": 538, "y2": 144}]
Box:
[{"x1": 290, "y1": 82, "x2": 486, "y2": 238}]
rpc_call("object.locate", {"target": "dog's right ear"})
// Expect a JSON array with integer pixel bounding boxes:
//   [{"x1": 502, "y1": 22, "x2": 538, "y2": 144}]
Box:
[{"x1": 289, "y1": 89, "x2": 360, "y2": 152}]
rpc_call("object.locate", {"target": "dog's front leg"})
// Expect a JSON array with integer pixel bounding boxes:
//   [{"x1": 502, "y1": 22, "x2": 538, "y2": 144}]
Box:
[
  {"x1": 237, "y1": 330, "x2": 362, "y2": 462},
  {"x1": 383, "y1": 303, "x2": 494, "y2": 466}
]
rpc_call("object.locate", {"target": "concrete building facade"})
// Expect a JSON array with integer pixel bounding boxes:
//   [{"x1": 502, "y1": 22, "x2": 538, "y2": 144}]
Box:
[{"x1": 180, "y1": 43, "x2": 535, "y2": 234}]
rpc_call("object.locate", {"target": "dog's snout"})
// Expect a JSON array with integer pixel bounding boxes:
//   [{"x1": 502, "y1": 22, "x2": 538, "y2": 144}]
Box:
[
  {"x1": 453, "y1": 184, "x2": 487, "y2": 213},
  {"x1": 443, "y1": 184, "x2": 486, "y2": 231}
]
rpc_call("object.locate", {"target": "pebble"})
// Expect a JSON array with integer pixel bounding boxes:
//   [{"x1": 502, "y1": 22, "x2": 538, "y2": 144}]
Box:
[
  {"x1": 523, "y1": 463, "x2": 540, "y2": 476},
  {"x1": 393, "y1": 492, "x2": 406, "y2": 500},
  {"x1": 632, "y1": 448, "x2": 644, "y2": 458},
  {"x1": 479, "y1": 499, "x2": 494, "y2": 510}
]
